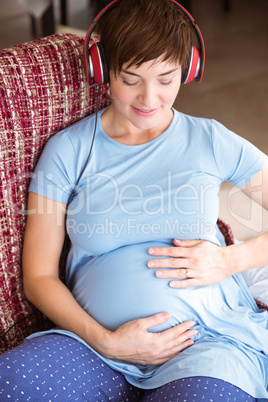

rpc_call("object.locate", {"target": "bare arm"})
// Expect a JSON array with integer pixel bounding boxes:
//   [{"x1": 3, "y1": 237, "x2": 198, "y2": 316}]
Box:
[
  {"x1": 23, "y1": 192, "x2": 197, "y2": 363},
  {"x1": 226, "y1": 160, "x2": 268, "y2": 273}
]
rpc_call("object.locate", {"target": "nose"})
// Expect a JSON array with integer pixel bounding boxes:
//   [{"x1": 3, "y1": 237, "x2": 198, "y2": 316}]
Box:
[{"x1": 137, "y1": 83, "x2": 157, "y2": 108}]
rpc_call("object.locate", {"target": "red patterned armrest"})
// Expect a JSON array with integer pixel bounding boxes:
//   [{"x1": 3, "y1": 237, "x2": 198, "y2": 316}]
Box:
[
  {"x1": 217, "y1": 218, "x2": 234, "y2": 246},
  {"x1": 256, "y1": 301, "x2": 268, "y2": 312},
  {"x1": 0, "y1": 33, "x2": 109, "y2": 353}
]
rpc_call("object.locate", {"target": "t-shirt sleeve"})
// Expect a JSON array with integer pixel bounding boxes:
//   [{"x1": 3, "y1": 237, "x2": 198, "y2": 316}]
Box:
[
  {"x1": 29, "y1": 131, "x2": 77, "y2": 204},
  {"x1": 211, "y1": 119, "x2": 267, "y2": 187}
]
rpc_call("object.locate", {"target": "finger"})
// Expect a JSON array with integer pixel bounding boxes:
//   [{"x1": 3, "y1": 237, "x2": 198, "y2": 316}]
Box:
[
  {"x1": 147, "y1": 257, "x2": 189, "y2": 269},
  {"x1": 147, "y1": 322, "x2": 197, "y2": 364},
  {"x1": 156, "y1": 320, "x2": 196, "y2": 343},
  {"x1": 173, "y1": 239, "x2": 202, "y2": 247},
  {"x1": 169, "y1": 278, "x2": 200, "y2": 288},
  {"x1": 171, "y1": 338, "x2": 194, "y2": 354},
  {"x1": 172, "y1": 329, "x2": 197, "y2": 351},
  {"x1": 148, "y1": 245, "x2": 188, "y2": 257},
  {"x1": 154, "y1": 326, "x2": 197, "y2": 361},
  {"x1": 141, "y1": 312, "x2": 171, "y2": 329},
  {"x1": 156, "y1": 338, "x2": 195, "y2": 364},
  {"x1": 172, "y1": 319, "x2": 196, "y2": 333},
  {"x1": 153, "y1": 268, "x2": 189, "y2": 280},
  {"x1": 174, "y1": 328, "x2": 198, "y2": 344}
]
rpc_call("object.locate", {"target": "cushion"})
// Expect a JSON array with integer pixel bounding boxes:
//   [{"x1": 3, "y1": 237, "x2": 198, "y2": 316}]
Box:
[{"x1": 0, "y1": 33, "x2": 109, "y2": 353}]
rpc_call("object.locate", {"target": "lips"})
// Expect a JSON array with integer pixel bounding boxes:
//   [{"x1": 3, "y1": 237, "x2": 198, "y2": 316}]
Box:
[
  {"x1": 132, "y1": 106, "x2": 159, "y2": 117},
  {"x1": 136, "y1": 108, "x2": 155, "y2": 113}
]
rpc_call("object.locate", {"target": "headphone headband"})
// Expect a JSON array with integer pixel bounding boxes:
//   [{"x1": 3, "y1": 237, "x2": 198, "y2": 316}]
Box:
[{"x1": 84, "y1": 0, "x2": 205, "y2": 84}]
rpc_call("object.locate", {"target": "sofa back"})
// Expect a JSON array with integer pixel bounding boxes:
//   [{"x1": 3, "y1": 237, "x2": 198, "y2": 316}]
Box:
[{"x1": 0, "y1": 33, "x2": 108, "y2": 353}]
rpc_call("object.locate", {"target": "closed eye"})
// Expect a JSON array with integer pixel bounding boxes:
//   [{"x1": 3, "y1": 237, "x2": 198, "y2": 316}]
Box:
[
  {"x1": 122, "y1": 80, "x2": 139, "y2": 86},
  {"x1": 160, "y1": 80, "x2": 173, "y2": 86}
]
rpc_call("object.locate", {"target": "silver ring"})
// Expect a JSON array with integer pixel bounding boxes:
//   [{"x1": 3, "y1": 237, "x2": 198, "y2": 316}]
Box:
[{"x1": 185, "y1": 269, "x2": 191, "y2": 278}]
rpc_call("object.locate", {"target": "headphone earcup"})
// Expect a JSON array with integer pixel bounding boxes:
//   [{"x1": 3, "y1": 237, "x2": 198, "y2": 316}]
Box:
[
  {"x1": 89, "y1": 42, "x2": 109, "y2": 84},
  {"x1": 181, "y1": 44, "x2": 200, "y2": 84}
]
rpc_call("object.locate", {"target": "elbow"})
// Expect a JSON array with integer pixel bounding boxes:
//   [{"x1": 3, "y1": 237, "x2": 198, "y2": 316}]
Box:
[
  {"x1": 22, "y1": 268, "x2": 42, "y2": 304},
  {"x1": 23, "y1": 276, "x2": 35, "y2": 303}
]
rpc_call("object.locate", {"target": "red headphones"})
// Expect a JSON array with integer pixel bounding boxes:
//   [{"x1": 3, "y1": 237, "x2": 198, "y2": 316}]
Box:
[{"x1": 83, "y1": 0, "x2": 205, "y2": 85}]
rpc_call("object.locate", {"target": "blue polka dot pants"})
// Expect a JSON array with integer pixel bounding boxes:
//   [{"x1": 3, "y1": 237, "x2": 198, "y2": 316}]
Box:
[{"x1": 0, "y1": 334, "x2": 256, "y2": 401}]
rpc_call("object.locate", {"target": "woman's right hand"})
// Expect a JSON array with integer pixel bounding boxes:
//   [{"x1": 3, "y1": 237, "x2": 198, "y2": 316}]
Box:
[{"x1": 102, "y1": 313, "x2": 197, "y2": 365}]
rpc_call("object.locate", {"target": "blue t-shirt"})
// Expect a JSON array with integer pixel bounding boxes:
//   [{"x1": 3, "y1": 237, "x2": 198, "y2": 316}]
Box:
[{"x1": 28, "y1": 108, "x2": 268, "y2": 398}]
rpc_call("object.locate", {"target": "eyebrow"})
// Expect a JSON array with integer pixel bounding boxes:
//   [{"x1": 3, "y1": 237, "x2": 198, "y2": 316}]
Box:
[{"x1": 121, "y1": 68, "x2": 179, "y2": 77}]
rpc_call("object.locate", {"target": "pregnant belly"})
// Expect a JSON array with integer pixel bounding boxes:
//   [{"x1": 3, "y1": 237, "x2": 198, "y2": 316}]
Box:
[{"x1": 71, "y1": 242, "x2": 213, "y2": 332}]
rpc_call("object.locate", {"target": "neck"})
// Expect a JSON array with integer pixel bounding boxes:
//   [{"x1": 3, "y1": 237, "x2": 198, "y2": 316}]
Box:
[{"x1": 101, "y1": 104, "x2": 173, "y2": 145}]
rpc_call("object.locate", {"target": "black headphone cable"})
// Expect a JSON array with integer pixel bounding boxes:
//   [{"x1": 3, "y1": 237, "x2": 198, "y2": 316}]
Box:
[{"x1": 59, "y1": 84, "x2": 102, "y2": 277}]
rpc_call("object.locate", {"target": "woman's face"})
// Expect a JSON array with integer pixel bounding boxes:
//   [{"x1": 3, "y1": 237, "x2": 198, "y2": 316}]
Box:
[{"x1": 108, "y1": 58, "x2": 182, "y2": 136}]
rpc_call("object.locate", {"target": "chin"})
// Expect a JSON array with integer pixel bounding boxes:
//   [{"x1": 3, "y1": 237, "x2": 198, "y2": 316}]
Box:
[{"x1": 129, "y1": 112, "x2": 162, "y2": 130}]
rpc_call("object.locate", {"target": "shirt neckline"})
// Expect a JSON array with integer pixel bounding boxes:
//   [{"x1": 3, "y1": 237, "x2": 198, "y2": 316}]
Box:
[{"x1": 97, "y1": 107, "x2": 178, "y2": 150}]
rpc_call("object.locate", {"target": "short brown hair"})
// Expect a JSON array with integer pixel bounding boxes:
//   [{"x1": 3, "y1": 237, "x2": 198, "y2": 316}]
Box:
[{"x1": 96, "y1": 0, "x2": 193, "y2": 74}]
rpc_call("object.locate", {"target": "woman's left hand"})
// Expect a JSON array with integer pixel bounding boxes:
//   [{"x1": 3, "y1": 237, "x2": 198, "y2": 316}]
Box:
[{"x1": 147, "y1": 239, "x2": 233, "y2": 288}]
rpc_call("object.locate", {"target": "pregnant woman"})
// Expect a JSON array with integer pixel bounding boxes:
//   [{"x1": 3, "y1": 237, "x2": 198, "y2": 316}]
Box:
[{"x1": 1, "y1": 1, "x2": 267, "y2": 401}]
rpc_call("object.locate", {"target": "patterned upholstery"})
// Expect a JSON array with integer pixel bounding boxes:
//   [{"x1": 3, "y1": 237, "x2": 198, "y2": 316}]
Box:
[{"x1": 0, "y1": 33, "x2": 109, "y2": 353}]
